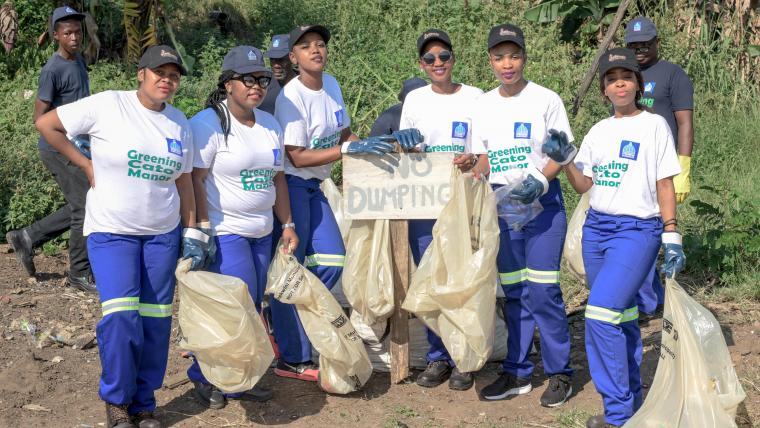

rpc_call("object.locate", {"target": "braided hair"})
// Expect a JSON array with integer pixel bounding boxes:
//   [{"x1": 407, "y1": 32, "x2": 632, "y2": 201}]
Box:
[{"x1": 205, "y1": 70, "x2": 236, "y2": 143}]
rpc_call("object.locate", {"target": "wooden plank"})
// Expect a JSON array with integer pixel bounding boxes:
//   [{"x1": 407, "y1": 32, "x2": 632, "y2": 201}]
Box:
[
  {"x1": 343, "y1": 153, "x2": 454, "y2": 220},
  {"x1": 389, "y1": 219, "x2": 410, "y2": 384}
]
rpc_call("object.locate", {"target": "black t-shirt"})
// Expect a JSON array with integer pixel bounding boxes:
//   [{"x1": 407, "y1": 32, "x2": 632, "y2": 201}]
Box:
[
  {"x1": 369, "y1": 103, "x2": 402, "y2": 137},
  {"x1": 259, "y1": 78, "x2": 281, "y2": 116},
  {"x1": 37, "y1": 52, "x2": 90, "y2": 151},
  {"x1": 638, "y1": 59, "x2": 693, "y2": 139}
]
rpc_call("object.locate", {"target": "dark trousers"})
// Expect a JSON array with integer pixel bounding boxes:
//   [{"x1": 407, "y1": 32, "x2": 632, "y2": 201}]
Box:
[{"x1": 25, "y1": 149, "x2": 90, "y2": 277}]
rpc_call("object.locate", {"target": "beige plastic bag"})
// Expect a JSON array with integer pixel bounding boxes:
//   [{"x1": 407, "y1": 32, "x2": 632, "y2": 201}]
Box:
[
  {"x1": 402, "y1": 168, "x2": 500, "y2": 372},
  {"x1": 175, "y1": 259, "x2": 274, "y2": 393},
  {"x1": 266, "y1": 244, "x2": 372, "y2": 394},
  {"x1": 625, "y1": 278, "x2": 746, "y2": 427},
  {"x1": 342, "y1": 219, "x2": 394, "y2": 326},
  {"x1": 564, "y1": 192, "x2": 589, "y2": 283},
  {"x1": 320, "y1": 178, "x2": 351, "y2": 241}
]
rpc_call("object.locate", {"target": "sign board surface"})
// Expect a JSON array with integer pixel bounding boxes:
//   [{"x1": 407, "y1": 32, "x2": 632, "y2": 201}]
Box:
[{"x1": 342, "y1": 153, "x2": 454, "y2": 220}]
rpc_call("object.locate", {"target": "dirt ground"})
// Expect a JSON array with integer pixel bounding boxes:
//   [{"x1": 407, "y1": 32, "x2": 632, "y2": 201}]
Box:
[{"x1": 0, "y1": 246, "x2": 758, "y2": 428}]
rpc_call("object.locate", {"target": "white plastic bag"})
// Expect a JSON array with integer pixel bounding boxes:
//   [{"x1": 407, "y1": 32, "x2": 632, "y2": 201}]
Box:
[
  {"x1": 266, "y1": 244, "x2": 372, "y2": 394},
  {"x1": 625, "y1": 278, "x2": 746, "y2": 427},
  {"x1": 402, "y1": 168, "x2": 499, "y2": 372},
  {"x1": 492, "y1": 170, "x2": 544, "y2": 231},
  {"x1": 563, "y1": 193, "x2": 590, "y2": 283},
  {"x1": 320, "y1": 178, "x2": 351, "y2": 242},
  {"x1": 342, "y1": 219, "x2": 394, "y2": 326},
  {"x1": 175, "y1": 259, "x2": 274, "y2": 393}
]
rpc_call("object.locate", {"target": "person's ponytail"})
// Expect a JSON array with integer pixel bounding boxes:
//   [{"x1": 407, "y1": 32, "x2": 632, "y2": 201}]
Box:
[{"x1": 205, "y1": 70, "x2": 236, "y2": 143}]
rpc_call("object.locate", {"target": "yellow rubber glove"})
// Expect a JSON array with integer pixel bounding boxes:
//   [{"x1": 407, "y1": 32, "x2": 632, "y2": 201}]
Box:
[{"x1": 673, "y1": 155, "x2": 691, "y2": 204}]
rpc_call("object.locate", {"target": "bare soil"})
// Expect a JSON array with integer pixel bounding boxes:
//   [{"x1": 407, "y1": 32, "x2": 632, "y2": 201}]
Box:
[{"x1": 0, "y1": 245, "x2": 758, "y2": 428}]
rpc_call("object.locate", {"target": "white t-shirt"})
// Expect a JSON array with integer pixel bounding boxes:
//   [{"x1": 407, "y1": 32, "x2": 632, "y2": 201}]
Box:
[
  {"x1": 56, "y1": 90, "x2": 193, "y2": 236},
  {"x1": 574, "y1": 110, "x2": 681, "y2": 218},
  {"x1": 274, "y1": 73, "x2": 349, "y2": 181},
  {"x1": 399, "y1": 84, "x2": 483, "y2": 153},
  {"x1": 470, "y1": 82, "x2": 574, "y2": 186},
  {"x1": 191, "y1": 102, "x2": 285, "y2": 238}
]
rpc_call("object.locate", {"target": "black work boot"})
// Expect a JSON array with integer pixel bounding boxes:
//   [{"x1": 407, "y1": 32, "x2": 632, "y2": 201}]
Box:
[
  {"x1": 105, "y1": 402, "x2": 136, "y2": 428},
  {"x1": 586, "y1": 415, "x2": 617, "y2": 428},
  {"x1": 448, "y1": 367, "x2": 474, "y2": 391},
  {"x1": 192, "y1": 380, "x2": 227, "y2": 409},
  {"x1": 133, "y1": 412, "x2": 162, "y2": 428},
  {"x1": 540, "y1": 374, "x2": 572, "y2": 407},
  {"x1": 6, "y1": 229, "x2": 35, "y2": 276},
  {"x1": 416, "y1": 360, "x2": 452, "y2": 388},
  {"x1": 67, "y1": 273, "x2": 97, "y2": 293}
]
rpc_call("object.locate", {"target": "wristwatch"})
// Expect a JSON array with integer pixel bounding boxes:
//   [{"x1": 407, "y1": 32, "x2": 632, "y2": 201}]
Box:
[{"x1": 281, "y1": 223, "x2": 296, "y2": 230}]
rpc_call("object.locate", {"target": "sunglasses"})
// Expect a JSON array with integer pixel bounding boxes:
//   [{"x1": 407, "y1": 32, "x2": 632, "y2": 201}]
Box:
[
  {"x1": 421, "y1": 50, "x2": 452, "y2": 65},
  {"x1": 231, "y1": 74, "x2": 272, "y2": 89}
]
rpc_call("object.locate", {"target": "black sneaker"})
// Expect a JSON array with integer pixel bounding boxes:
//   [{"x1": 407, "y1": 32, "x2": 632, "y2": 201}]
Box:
[
  {"x1": 192, "y1": 381, "x2": 227, "y2": 409},
  {"x1": 481, "y1": 373, "x2": 532, "y2": 400},
  {"x1": 586, "y1": 415, "x2": 616, "y2": 428},
  {"x1": 416, "y1": 360, "x2": 452, "y2": 388},
  {"x1": 6, "y1": 229, "x2": 35, "y2": 276},
  {"x1": 448, "y1": 367, "x2": 474, "y2": 391},
  {"x1": 540, "y1": 374, "x2": 572, "y2": 407},
  {"x1": 68, "y1": 273, "x2": 97, "y2": 293}
]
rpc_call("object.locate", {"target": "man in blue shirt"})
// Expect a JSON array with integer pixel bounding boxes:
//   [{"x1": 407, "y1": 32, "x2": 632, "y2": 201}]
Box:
[
  {"x1": 260, "y1": 33, "x2": 297, "y2": 115},
  {"x1": 5, "y1": 6, "x2": 94, "y2": 292}
]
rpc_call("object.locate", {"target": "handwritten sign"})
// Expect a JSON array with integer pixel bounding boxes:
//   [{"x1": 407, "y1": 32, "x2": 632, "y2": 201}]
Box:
[{"x1": 342, "y1": 153, "x2": 454, "y2": 220}]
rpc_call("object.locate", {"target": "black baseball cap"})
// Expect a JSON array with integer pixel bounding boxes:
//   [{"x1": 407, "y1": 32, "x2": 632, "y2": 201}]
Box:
[
  {"x1": 289, "y1": 25, "x2": 330, "y2": 47},
  {"x1": 625, "y1": 17, "x2": 658, "y2": 44},
  {"x1": 138, "y1": 45, "x2": 187, "y2": 75},
  {"x1": 222, "y1": 46, "x2": 271, "y2": 75},
  {"x1": 399, "y1": 77, "x2": 427, "y2": 102},
  {"x1": 488, "y1": 23, "x2": 525, "y2": 50},
  {"x1": 416, "y1": 29, "x2": 452, "y2": 57},
  {"x1": 266, "y1": 34, "x2": 290, "y2": 59},
  {"x1": 52, "y1": 6, "x2": 85, "y2": 25},
  {"x1": 598, "y1": 48, "x2": 639, "y2": 79}
]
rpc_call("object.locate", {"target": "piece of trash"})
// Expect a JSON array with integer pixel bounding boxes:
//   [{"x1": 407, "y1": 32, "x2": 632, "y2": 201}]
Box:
[
  {"x1": 10, "y1": 288, "x2": 24, "y2": 295},
  {"x1": 22, "y1": 404, "x2": 51, "y2": 412},
  {"x1": 19, "y1": 319, "x2": 37, "y2": 336},
  {"x1": 51, "y1": 356, "x2": 63, "y2": 363}
]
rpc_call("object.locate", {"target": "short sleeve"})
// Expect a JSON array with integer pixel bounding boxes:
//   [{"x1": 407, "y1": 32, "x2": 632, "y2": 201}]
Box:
[
  {"x1": 190, "y1": 117, "x2": 219, "y2": 169},
  {"x1": 545, "y1": 93, "x2": 575, "y2": 143},
  {"x1": 56, "y1": 91, "x2": 107, "y2": 137},
  {"x1": 469, "y1": 104, "x2": 488, "y2": 155},
  {"x1": 654, "y1": 119, "x2": 681, "y2": 180},
  {"x1": 332, "y1": 81, "x2": 351, "y2": 129},
  {"x1": 274, "y1": 93, "x2": 309, "y2": 148},
  {"x1": 182, "y1": 126, "x2": 194, "y2": 174},
  {"x1": 398, "y1": 98, "x2": 414, "y2": 131},
  {"x1": 574, "y1": 135, "x2": 594, "y2": 178},
  {"x1": 271, "y1": 120, "x2": 285, "y2": 172},
  {"x1": 37, "y1": 67, "x2": 56, "y2": 103},
  {"x1": 670, "y1": 66, "x2": 694, "y2": 111}
]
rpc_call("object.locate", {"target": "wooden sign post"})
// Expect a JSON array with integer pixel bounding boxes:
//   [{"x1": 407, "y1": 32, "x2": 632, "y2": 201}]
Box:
[{"x1": 343, "y1": 152, "x2": 454, "y2": 383}]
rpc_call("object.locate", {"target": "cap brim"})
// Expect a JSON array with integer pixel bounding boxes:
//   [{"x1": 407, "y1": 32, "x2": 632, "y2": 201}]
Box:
[
  {"x1": 488, "y1": 37, "x2": 525, "y2": 50},
  {"x1": 266, "y1": 49, "x2": 289, "y2": 59},
  {"x1": 418, "y1": 37, "x2": 452, "y2": 56},
  {"x1": 624, "y1": 33, "x2": 656, "y2": 44},
  {"x1": 143, "y1": 60, "x2": 188, "y2": 75},
  {"x1": 54, "y1": 12, "x2": 86, "y2": 23},
  {"x1": 231, "y1": 65, "x2": 272, "y2": 75}
]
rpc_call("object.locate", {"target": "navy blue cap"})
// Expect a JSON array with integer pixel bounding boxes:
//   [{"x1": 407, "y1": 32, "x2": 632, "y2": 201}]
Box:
[
  {"x1": 52, "y1": 6, "x2": 85, "y2": 25},
  {"x1": 289, "y1": 25, "x2": 330, "y2": 47},
  {"x1": 138, "y1": 45, "x2": 187, "y2": 75},
  {"x1": 266, "y1": 34, "x2": 290, "y2": 59},
  {"x1": 399, "y1": 77, "x2": 427, "y2": 102},
  {"x1": 598, "y1": 48, "x2": 640, "y2": 79},
  {"x1": 625, "y1": 17, "x2": 658, "y2": 44},
  {"x1": 222, "y1": 46, "x2": 271, "y2": 75},
  {"x1": 417, "y1": 29, "x2": 452, "y2": 57}
]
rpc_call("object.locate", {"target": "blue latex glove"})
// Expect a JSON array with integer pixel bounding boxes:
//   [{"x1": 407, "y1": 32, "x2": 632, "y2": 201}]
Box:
[
  {"x1": 70, "y1": 135, "x2": 91, "y2": 159},
  {"x1": 390, "y1": 128, "x2": 424, "y2": 150},
  {"x1": 342, "y1": 136, "x2": 395, "y2": 155},
  {"x1": 509, "y1": 174, "x2": 547, "y2": 205},
  {"x1": 661, "y1": 232, "x2": 686, "y2": 278},
  {"x1": 181, "y1": 228, "x2": 210, "y2": 271},
  {"x1": 197, "y1": 221, "x2": 217, "y2": 268},
  {"x1": 541, "y1": 129, "x2": 577, "y2": 165}
]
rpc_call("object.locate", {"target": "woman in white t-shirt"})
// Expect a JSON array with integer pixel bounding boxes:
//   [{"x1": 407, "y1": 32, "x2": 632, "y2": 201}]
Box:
[
  {"x1": 35, "y1": 45, "x2": 202, "y2": 428},
  {"x1": 400, "y1": 28, "x2": 483, "y2": 392},
  {"x1": 272, "y1": 24, "x2": 417, "y2": 382},
  {"x1": 185, "y1": 46, "x2": 298, "y2": 410},
  {"x1": 469, "y1": 24, "x2": 574, "y2": 407},
  {"x1": 543, "y1": 48, "x2": 685, "y2": 428}
]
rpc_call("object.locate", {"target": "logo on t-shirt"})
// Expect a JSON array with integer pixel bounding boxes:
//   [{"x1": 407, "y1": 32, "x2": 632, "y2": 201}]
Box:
[
  {"x1": 644, "y1": 81, "x2": 656, "y2": 93},
  {"x1": 451, "y1": 121, "x2": 468, "y2": 139},
  {"x1": 619, "y1": 140, "x2": 640, "y2": 160},
  {"x1": 166, "y1": 138, "x2": 183, "y2": 156},
  {"x1": 272, "y1": 148, "x2": 282, "y2": 166},
  {"x1": 514, "y1": 122, "x2": 531, "y2": 139},
  {"x1": 335, "y1": 109, "x2": 345, "y2": 127}
]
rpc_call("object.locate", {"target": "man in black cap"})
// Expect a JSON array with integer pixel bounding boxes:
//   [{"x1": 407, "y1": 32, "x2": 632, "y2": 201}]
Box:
[
  {"x1": 6, "y1": 5, "x2": 95, "y2": 292},
  {"x1": 369, "y1": 77, "x2": 427, "y2": 137},
  {"x1": 259, "y1": 33, "x2": 297, "y2": 115}
]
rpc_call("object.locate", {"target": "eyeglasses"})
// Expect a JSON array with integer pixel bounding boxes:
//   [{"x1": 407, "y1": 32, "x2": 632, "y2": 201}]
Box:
[
  {"x1": 421, "y1": 50, "x2": 452, "y2": 65},
  {"x1": 627, "y1": 41, "x2": 654, "y2": 54},
  {"x1": 231, "y1": 74, "x2": 272, "y2": 89}
]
